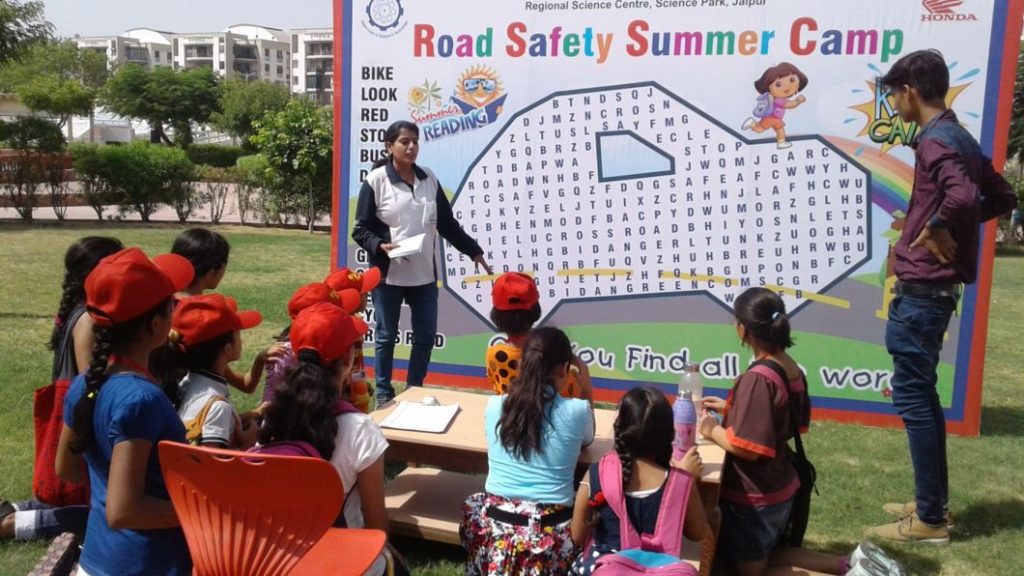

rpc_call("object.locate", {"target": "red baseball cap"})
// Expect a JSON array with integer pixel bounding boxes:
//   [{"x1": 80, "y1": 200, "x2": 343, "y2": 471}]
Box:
[
  {"x1": 85, "y1": 248, "x2": 194, "y2": 326},
  {"x1": 492, "y1": 272, "x2": 539, "y2": 311},
  {"x1": 325, "y1": 267, "x2": 381, "y2": 294},
  {"x1": 290, "y1": 302, "x2": 369, "y2": 365},
  {"x1": 287, "y1": 282, "x2": 360, "y2": 319},
  {"x1": 172, "y1": 294, "x2": 262, "y2": 347}
]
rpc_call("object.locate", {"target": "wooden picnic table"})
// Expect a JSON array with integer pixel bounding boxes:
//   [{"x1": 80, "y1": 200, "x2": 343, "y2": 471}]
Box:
[{"x1": 372, "y1": 387, "x2": 726, "y2": 575}]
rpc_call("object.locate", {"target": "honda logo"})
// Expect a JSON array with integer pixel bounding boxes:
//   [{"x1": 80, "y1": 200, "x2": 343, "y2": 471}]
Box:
[{"x1": 921, "y1": 0, "x2": 977, "y2": 21}]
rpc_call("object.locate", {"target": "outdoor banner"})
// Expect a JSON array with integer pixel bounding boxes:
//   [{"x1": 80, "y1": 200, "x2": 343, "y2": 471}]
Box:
[{"x1": 333, "y1": 0, "x2": 1023, "y2": 435}]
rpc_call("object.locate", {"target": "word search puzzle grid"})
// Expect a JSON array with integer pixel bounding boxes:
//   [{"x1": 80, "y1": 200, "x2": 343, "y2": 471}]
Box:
[{"x1": 447, "y1": 83, "x2": 870, "y2": 325}]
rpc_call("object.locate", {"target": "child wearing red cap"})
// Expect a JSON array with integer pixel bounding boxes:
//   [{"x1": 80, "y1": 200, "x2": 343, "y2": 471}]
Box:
[
  {"x1": 261, "y1": 282, "x2": 362, "y2": 406},
  {"x1": 325, "y1": 266, "x2": 380, "y2": 411},
  {"x1": 257, "y1": 303, "x2": 397, "y2": 576},
  {"x1": 55, "y1": 247, "x2": 195, "y2": 576},
  {"x1": 487, "y1": 273, "x2": 590, "y2": 400},
  {"x1": 167, "y1": 294, "x2": 269, "y2": 449}
]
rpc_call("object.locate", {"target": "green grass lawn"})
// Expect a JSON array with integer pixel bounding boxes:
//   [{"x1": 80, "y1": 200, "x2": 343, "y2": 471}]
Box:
[{"x1": 1, "y1": 223, "x2": 1022, "y2": 575}]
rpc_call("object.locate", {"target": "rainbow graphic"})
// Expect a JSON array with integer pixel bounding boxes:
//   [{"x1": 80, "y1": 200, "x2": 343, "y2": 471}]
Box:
[{"x1": 826, "y1": 136, "x2": 913, "y2": 217}]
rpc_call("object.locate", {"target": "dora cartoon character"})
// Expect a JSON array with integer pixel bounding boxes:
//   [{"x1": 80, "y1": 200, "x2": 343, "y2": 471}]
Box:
[{"x1": 741, "y1": 62, "x2": 808, "y2": 149}]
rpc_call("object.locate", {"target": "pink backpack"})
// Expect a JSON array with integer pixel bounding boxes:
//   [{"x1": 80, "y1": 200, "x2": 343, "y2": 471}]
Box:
[{"x1": 592, "y1": 452, "x2": 699, "y2": 576}]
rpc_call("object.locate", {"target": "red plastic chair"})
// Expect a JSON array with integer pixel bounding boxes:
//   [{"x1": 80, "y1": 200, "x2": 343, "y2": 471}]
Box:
[{"x1": 158, "y1": 441, "x2": 386, "y2": 576}]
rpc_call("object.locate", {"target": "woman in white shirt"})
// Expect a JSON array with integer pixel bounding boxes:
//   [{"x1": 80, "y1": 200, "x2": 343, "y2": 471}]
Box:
[{"x1": 353, "y1": 120, "x2": 492, "y2": 405}]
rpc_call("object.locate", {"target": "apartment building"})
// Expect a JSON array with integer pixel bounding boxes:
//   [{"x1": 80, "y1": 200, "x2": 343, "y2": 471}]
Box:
[
  {"x1": 76, "y1": 28, "x2": 174, "y2": 70},
  {"x1": 171, "y1": 24, "x2": 291, "y2": 85},
  {"x1": 290, "y1": 28, "x2": 334, "y2": 106},
  {"x1": 78, "y1": 25, "x2": 292, "y2": 86}
]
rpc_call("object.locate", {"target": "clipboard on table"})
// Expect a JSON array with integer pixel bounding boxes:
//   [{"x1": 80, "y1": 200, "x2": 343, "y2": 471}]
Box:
[{"x1": 379, "y1": 400, "x2": 460, "y2": 433}]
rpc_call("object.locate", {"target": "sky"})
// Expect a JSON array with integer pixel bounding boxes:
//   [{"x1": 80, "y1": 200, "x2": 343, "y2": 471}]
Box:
[{"x1": 42, "y1": 0, "x2": 333, "y2": 37}]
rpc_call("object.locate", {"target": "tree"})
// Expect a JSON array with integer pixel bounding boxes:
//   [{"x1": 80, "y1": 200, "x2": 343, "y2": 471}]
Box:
[
  {"x1": 0, "y1": 40, "x2": 108, "y2": 135},
  {"x1": 251, "y1": 99, "x2": 333, "y2": 232},
  {"x1": 0, "y1": 0, "x2": 53, "y2": 65},
  {"x1": 211, "y1": 79, "x2": 291, "y2": 150},
  {"x1": 102, "y1": 66, "x2": 221, "y2": 147},
  {"x1": 1008, "y1": 41, "x2": 1024, "y2": 177},
  {"x1": 0, "y1": 116, "x2": 64, "y2": 221}
]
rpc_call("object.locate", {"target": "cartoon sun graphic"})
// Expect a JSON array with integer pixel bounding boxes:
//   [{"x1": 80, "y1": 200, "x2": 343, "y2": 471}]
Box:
[{"x1": 455, "y1": 66, "x2": 504, "y2": 110}]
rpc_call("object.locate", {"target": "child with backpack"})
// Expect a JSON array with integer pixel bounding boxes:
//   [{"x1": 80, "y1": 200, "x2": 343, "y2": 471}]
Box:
[
  {"x1": 169, "y1": 294, "x2": 267, "y2": 449},
  {"x1": 570, "y1": 386, "x2": 709, "y2": 575},
  {"x1": 255, "y1": 302, "x2": 397, "y2": 576},
  {"x1": 461, "y1": 326, "x2": 595, "y2": 576},
  {"x1": 741, "y1": 62, "x2": 808, "y2": 149},
  {"x1": 486, "y1": 272, "x2": 588, "y2": 399},
  {"x1": 55, "y1": 247, "x2": 195, "y2": 576},
  {"x1": 699, "y1": 288, "x2": 903, "y2": 576}
]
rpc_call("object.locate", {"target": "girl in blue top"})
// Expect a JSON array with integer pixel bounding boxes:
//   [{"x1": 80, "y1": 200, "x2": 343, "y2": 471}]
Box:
[
  {"x1": 56, "y1": 248, "x2": 195, "y2": 576},
  {"x1": 461, "y1": 326, "x2": 594, "y2": 576}
]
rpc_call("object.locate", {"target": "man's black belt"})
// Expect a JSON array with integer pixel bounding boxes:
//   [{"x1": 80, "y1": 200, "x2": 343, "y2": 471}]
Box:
[
  {"x1": 894, "y1": 281, "x2": 960, "y2": 300},
  {"x1": 485, "y1": 504, "x2": 573, "y2": 527}
]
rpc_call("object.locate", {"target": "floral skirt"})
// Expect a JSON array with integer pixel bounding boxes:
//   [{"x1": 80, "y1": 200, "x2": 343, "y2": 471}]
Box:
[{"x1": 460, "y1": 492, "x2": 577, "y2": 576}]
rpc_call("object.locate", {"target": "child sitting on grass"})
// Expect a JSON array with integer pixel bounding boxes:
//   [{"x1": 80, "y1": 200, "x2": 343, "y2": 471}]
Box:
[
  {"x1": 168, "y1": 294, "x2": 271, "y2": 449},
  {"x1": 570, "y1": 386, "x2": 708, "y2": 575},
  {"x1": 256, "y1": 302, "x2": 400, "y2": 576},
  {"x1": 56, "y1": 247, "x2": 195, "y2": 576}
]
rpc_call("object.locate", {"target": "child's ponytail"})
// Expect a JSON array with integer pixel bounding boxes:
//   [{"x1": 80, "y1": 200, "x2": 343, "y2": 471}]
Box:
[
  {"x1": 154, "y1": 330, "x2": 234, "y2": 406},
  {"x1": 69, "y1": 325, "x2": 115, "y2": 454},
  {"x1": 734, "y1": 288, "x2": 794, "y2": 352},
  {"x1": 613, "y1": 387, "x2": 675, "y2": 487},
  {"x1": 69, "y1": 297, "x2": 172, "y2": 454},
  {"x1": 48, "y1": 236, "x2": 123, "y2": 352}
]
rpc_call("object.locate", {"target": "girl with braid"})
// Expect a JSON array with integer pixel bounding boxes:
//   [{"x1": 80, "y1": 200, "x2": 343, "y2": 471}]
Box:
[
  {"x1": 2, "y1": 237, "x2": 122, "y2": 542},
  {"x1": 55, "y1": 248, "x2": 194, "y2": 576},
  {"x1": 461, "y1": 326, "x2": 594, "y2": 576},
  {"x1": 569, "y1": 387, "x2": 708, "y2": 575}
]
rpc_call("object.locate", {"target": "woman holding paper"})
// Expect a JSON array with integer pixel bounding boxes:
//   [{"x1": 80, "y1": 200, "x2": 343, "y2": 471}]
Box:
[{"x1": 353, "y1": 120, "x2": 492, "y2": 405}]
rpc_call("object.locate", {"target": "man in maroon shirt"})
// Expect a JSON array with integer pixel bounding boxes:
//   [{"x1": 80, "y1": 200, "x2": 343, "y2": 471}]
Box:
[{"x1": 868, "y1": 50, "x2": 1017, "y2": 544}]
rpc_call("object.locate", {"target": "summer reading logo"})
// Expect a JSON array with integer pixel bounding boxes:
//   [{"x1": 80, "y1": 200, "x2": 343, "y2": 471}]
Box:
[{"x1": 408, "y1": 65, "x2": 509, "y2": 142}]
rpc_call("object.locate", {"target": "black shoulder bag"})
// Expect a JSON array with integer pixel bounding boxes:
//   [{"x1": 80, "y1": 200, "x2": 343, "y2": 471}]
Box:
[{"x1": 753, "y1": 358, "x2": 817, "y2": 548}]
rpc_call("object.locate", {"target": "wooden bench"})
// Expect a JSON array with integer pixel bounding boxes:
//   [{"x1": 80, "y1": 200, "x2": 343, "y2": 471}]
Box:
[{"x1": 384, "y1": 468, "x2": 706, "y2": 572}]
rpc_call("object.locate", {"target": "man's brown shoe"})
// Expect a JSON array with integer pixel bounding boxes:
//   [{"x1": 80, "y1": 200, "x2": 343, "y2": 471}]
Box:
[
  {"x1": 882, "y1": 501, "x2": 954, "y2": 527},
  {"x1": 867, "y1": 513, "x2": 949, "y2": 545}
]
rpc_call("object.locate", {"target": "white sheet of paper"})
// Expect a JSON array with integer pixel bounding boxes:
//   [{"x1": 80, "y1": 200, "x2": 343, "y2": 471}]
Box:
[
  {"x1": 387, "y1": 233, "x2": 426, "y2": 259},
  {"x1": 379, "y1": 400, "x2": 460, "y2": 433}
]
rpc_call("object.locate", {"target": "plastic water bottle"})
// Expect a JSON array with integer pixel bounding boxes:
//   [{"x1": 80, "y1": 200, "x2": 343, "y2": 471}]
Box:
[
  {"x1": 672, "y1": 389, "x2": 697, "y2": 460},
  {"x1": 679, "y1": 362, "x2": 704, "y2": 415}
]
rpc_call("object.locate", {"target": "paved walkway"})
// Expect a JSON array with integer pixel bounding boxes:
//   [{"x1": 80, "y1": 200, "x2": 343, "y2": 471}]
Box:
[{"x1": 0, "y1": 188, "x2": 332, "y2": 227}]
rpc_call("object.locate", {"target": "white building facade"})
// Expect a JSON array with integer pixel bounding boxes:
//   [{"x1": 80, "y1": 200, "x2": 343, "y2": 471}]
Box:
[{"x1": 290, "y1": 28, "x2": 334, "y2": 106}]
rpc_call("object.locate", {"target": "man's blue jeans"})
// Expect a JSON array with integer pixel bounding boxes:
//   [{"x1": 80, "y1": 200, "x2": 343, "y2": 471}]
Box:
[
  {"x1": 371, "y1": 282, "x2": 438, "y2": 403},
  {"x1": 885, "y1": 294, "x2": 956, "y2": 525}
]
